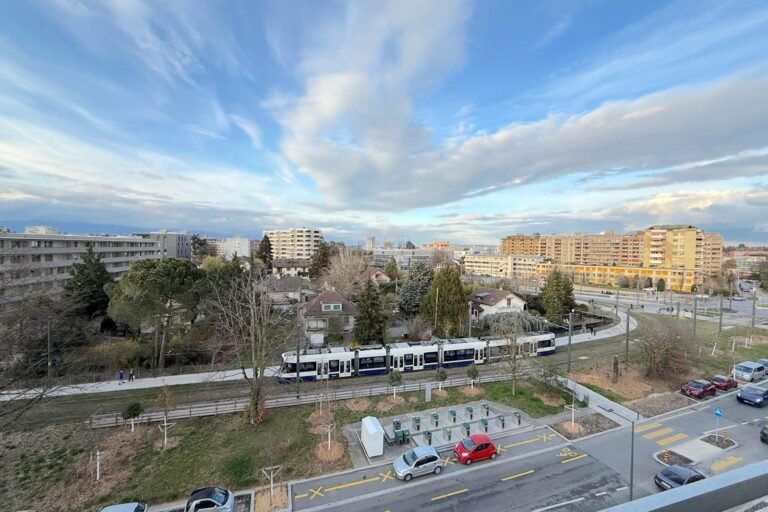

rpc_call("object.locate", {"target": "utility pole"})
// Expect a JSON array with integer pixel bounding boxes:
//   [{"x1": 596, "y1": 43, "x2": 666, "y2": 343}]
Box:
[
  {"x1": 615, "y1": 289, "x2": 620, "y2": 315},
  {"x1": 625, "y1": 306, "x2": 631, "y2": 364},
  {"x1": 296, "y1": 281, "x2": 302, "y2": 399},
  {"x1": 434, "y1": 287, "x2": 440, "y2": 331},
  {"x1": 752, "y1": 290, "x2": 757, "y2": 333},
  {"x1": 693, "y1": 294, "x2": 698, "y2": 341},
  {"x1": 47, "y1": 318, "x2": 52, "y2": 383},
  {"x1": 467, "y1": 301, "x2": 472, "y2": 338},
  {"x1": 629, "y1": 419, "x2": 635, "y2": 501},
  {"x1": 566, "y1": 309, "x2": 574, "y2": 374},
  {"x1": 717, "y1": 294, "x2": 724, "y2": 340}
]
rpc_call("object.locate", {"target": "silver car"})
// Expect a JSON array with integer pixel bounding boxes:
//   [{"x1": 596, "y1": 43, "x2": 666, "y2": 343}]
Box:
[
  {"x1": 393, "y1": 446, "x2": 444, "y2": 481},
  {"x1": 185, "y1": 487, "x2": 235, "y2": 512},
  {"x1": 100, "y1": 505, "x2": 149, "y2": 512}
]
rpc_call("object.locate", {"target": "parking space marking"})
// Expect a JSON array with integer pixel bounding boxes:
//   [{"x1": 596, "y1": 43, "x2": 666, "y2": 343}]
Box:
[
  {"x1": 431, "y1": 488, "x2": 469, "y2": 501},
  {"x1": 656, "y1": 433, "x2": 688, "y2": 446},
  {"x1": 635, "y1": 422, "x2": 661, "y2": 433},
  {"x1": 711, "y1": 456, "x2": 743, "y2": 474},
  {"x1": 295, "y1": 493, "x2": 308, "y2": 500},
  {"x1": 531, "y1": 496, "x2": 585, "y2": 512},
  {"x1": 561, "y1": 453, "x2": 588, "y2": 464},
  {"x1": 443, "y1": 456, "x2": 455, "y2": 465},
  {"x1": 595, "y1": 491, "x2": 608, "y2": 497},
  {"x1": 379, "y1": 470, "x2": 394, "y2": 482},
  {"x1": 309, "y1": 487, "x2": 325, "y2": 500},
  {"x1": 325, "y1": 476, "x2": 380, "y2": 492},
  {"x1": 558, "y1": 447, "x2": 578, "y2": 458},
  {"x1": 642, "y1": 427, "x2": 674, "y2": 439},
  {"x1": 496, "y1": 446, "x2": 507, "y2": 453},
  {"x1": 616, "y1": 486, "x2": 628, "y2": 492},
  {"x1": 501, "y1": 469, "x2": 534, "y2": 481},
  {"x1": 504, "y1": 433, "x2": 556, "y2": 449}
]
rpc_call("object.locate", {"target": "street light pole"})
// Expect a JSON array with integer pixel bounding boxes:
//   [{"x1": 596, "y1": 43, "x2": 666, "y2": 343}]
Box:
[
  {"x1": 625, "y1": 306, "x2": 631, "y2": 364},
  {"x1": 693, "y1": 294, "x2": 698, "y2": 341},
  {"x1": 468, "y1": 301, "x2": 472, "y2": 338},
  {"x1": 566, "y1": 309, "x2": 574, "y2": 374},
  {"x1": 629, "y1": 419, "x2": 635, "y2": 501},
  {"x1": 717, "y1": 294, "x2": 724, "y2": 340},
  {"x1": 296, "y1": 281, "x2": 302, "y2": 399}
]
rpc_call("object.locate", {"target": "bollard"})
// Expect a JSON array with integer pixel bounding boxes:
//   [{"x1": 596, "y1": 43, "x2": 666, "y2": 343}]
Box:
[
  {"x1": 445, "y1": 426, "x2": 452, "y2": 441},
  {"x1": 425, "y1": 431, "x2": 432, "y2": 445},
  {"x1": 463, "y1": 422, "x2": 471, "y2": 437},
  {"x1": 413, "y1": 416, "x2": 421, "y2": 432},
  {"x1": 513, "y1": 411, "x2": 521, "y2": 425},
  {"x1": 466, "y1": 406, "x2": 474, "y2": 421},
  {"x1": 480, "y1": 418, "x2": 488, "y2": 432},
  {"x1": 449, "y1": 409, "x2": 457, "y2": 423},
  {"x1": 498, "y1": 415, "x2": 505, "y2": 428},
  {"x1": 393, "y1": 419, "x2": 401, "y2": 431},
  {"x1": 432, "y1": 412, "x2": 439, "y2": 428},
  {"x1": 723, "y1": 430, "x2": 729, "y2": 441},
  {"x1": 662, "y1": 450, "x2": 670, "y2": 463},
  {"x1": 482, "y1": 403, "x2": 490, "y2": 417},
  {"x1": 402, "y1": 428, "x2": 411, "y2": 444}
]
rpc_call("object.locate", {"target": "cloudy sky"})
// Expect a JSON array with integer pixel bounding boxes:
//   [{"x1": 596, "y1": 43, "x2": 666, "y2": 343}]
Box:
[{"x1": 1, "y1": 0, "x2": 767, "y2": 244}]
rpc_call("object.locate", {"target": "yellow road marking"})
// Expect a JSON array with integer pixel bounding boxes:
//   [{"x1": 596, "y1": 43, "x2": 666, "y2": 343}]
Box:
[
  {"x1": 559, "y1": 447, "x2": 578, "y2": 458},
  {"x1": 325, "y1": 476, "x2": 380, "y2": 492},
  {"x1": 501, "y1": 469, "x2": 535, "y2": 481},
  {"x1": 379, "y1": 470, "x2": 394, "y2": 481},
  {"x1": 295, "y1": 493, "x2": 308, "y2": 500},
  {"x1": 658, "y1": 410, "x2": 696, "y2": 423},
  {"x1": 657, "y1": 433, "x2": 688, "y2": 446},
  {"x1": 711, "y1": 456, "x2": 743, "y2": 474},
  {"x1": 505, "y1": 433, "x2": 555, "y2": 449},
  {"x1": 635, "y1": 422, "x2": 662, "y2": 433},
  {"x1": 309, "y1": 487, "x2": 325, "y2": 500},
  {"x1": 443, "y1": 456, "x2": 455, "y2": 465},
  {"x1": 497, "y1": 446, "x2": 507, "y2": 453},
  {"x1": 643, "y1": 428, "x2": 674, "y2": 440},
  {"x1": 431, "y1": 488, "x2": 469, "y2": 501},
  {"x1": 561, "y1": 453, "x2": 588, "y2": 464}
]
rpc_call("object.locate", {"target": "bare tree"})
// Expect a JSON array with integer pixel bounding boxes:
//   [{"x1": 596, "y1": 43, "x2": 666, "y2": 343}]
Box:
[
  {"x1": 405, "y1": 315, "x2": 432, "y2": 341},
  {"x1": 205, "y1": 269, "x2": 294, "y2": 424},
  {"x1": 636, "y1": 320, "x2": 690, "y2": 379},
  {"x1": 430, "y1": 249, "x2": 452, "y2": 268},
  {"x1": 485, "y1": 312, "x2": 546, "y2": 395},
  {"x1": 325, "y1": 247, "x2": 369, "y2": 299}
]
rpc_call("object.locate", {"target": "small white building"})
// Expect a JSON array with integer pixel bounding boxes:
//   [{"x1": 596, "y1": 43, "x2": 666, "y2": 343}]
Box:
[
  {"x1": 469, "y1": 288, "x2": 526, "y2": 321},
  {"x1": 361, "y1": 416, "x2": 384, "y2": 458}
]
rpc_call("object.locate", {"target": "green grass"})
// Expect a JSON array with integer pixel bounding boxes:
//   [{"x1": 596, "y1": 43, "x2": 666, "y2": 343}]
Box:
[{"x1": 580, "y1": 382, "x2": 629, "y2": 403}]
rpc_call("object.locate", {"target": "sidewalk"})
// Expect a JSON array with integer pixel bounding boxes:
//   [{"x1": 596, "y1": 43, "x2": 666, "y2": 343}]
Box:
[{"x1": 558, "y1": 376, "x2": 644, "y2": 427}]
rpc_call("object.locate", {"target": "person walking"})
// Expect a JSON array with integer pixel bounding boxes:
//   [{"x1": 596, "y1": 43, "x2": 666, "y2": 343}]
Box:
[
  {"x1": 118, "y1": 369, "x2": 125, "y2": 385},
  {"x1": 129, "y1": 368, "x2": 135, "y2": 382}
]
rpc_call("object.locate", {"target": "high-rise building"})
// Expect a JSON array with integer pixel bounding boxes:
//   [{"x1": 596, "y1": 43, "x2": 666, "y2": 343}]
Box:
[
  {"x1": 365, "y1": 234, "x2": 375, "y2": 251},
  {"x1": 206, "y1": 236, "x2": 251, "y2": 259},
  {"x1": 24, "y1": 226, "x2": 60, "y2": 235},
  {"x1": 500, "y1": 234, "x2": 541, "y2": 256},
  {"x1": 422, "y1": 240, "x2": 450, "y2": 250},
  {"x1": 134, "y1": 230, "x2": 191, "y2": 259},
  {"x1": 263, "y1": 228, "x2": 323, "y2": 260}
]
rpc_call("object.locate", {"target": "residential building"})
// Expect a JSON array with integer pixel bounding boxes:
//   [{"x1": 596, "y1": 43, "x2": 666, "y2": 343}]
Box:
[
  {"x1": 500, "y1": 234, "x2": 541, "y2": 256},
  {"x1": 302, "y1": 290, "x2": 356, "y2": 347},
  {"x1": 365, "y1": 235, "x2": 375, "y2": 251},
  {"x1": 265, "y1": 276, "x2": 315, "y2": 311},
  {"x1": 206, "y1": 236, "x2": 251, "y2": 259},
  {"x1": 422, "y1": 240, "x2": 450, "y2": 250},
  {"x1": 360, "y1": 267, "x2": 391, "y2": 286},
  {"x1": 464, "y1": 254, "x2": 542, "y2": 280},
  {"x1": 469, "y1": 288, "x2": 526, "y2": 321},
  {"x1": 372, "y1": 248, "x2": 433, "y2": 270},
  {"x1": 264, "y1": 228, "x2": 323, "y2": 260},
  {"x1": 0, "y1": 232, "x2": 160, "y2": 310},
  {"x1": 725, "y1": 250, "x2": 768, "y2": 278},
  {"x1": 273, "y1": 258, "x2": 311, "y2": 277},
  {"x1": 535, "y1": 262, "x2": 700, "y2": 292},
  {"x1": 134, "y1": 230, "x2": 191, "y2": 259},
  {"x1": 24, "y1": 226, "x2": 60, "y2": 235},
  {"x1": 703, "y1": 232, "x2": 724, "y2": 276}
]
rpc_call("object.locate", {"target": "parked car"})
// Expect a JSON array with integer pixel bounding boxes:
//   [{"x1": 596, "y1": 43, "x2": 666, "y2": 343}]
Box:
[
  {"x1": 761, "y1": 425, "x2": 768, "y2": 444},
  {"x1": 185, "y1": 487, "x2": 234, "y2": 512},
  {"x1": 734, "y1": 361, "x2": 767, "y2": 382},
  {"x1": 101, "y1": 505, "x2": 149, "y2": 512},
  {"x1": 737, "y1": 386, "x2": 768, "y2": 407},
  {"x1": 710, "y1": 375, "x2": 738, "y2": 391},
  {"x1": 681, "y1": 380, "x2": 717, "y2": 399},
  {"x1": 733, "y1": 295, "x2": 746, "y2": 301},
  {"x1": 454, "y1": 433, "x2": 498, "y2": 465},
  {"x1": 393, "y1": 446, "x2": 444, "y2": 481},
  {"x1": 758, "y1": 359, "x2": 768, "y2": 370},
  {"x1": 654, "y1": 465, "x2": 705, "y2": 490}
]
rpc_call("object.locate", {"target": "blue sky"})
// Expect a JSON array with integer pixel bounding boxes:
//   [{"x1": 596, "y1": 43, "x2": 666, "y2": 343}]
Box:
[{"x1": 1, "y1": 0, "x2": 768, "y2": 244}]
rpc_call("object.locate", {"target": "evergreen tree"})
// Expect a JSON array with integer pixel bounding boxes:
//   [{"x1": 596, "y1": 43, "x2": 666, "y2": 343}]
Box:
[
  {"x1": 656, "y1": 278, "x2": 666, "y2": 292},
  {"x1": 405, "y1": 241, "x2": 416, "y2": 249},
  {"x1": 395, "y1": 261, "x2": 433, "y2": 316},
  {"x1": 421, "y1": 265, "x2": 468, "y2": 336},
  {"x1": 191, "y1": 234, "x2": 216, "y2": 257},
  {"x1": 540, "y1": 269, "x2": 576, "y2": 324},
  {"x1": 354, "y1": 279, "x2": 386, "y2": 344},
  {"x1": 384, "y1": 256, "x2": 400, "y2": 281},
  {"x1": 63, "y1": 245, "x2": 114, "y2": 318},
  {"x1": 310, "y1": 241, "x2": 331, "y2": 279},
  {"x1": 256, "y1": 236, "x2": 273, "y2": 273}
]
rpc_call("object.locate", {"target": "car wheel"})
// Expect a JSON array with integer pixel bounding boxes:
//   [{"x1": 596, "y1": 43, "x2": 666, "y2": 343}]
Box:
[
  {"x1": 404, "y1": 474, "x2": 413, "y2": 482},
  {"x1": 434, "y1": 466, "x2": 443, "y2": 475},
  {"x1": 465, "y1": 458, "x2": 472, "y2": 465},
  {"x1": 490, "y1": 452, "x2": 498, "y2": 460}
]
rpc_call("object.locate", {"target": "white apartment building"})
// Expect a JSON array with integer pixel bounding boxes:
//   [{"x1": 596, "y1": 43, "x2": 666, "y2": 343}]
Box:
[
  {"x1": 372, "y1": 248, "x2": 433, "y2": 269},
  {"x1": 206, "y1": 236, "x2": 251, "y2": 259},
  {"x1": 134, "y1": 230, "x2": 191, "y2": 259},
  {"x1": 464, "y1": 254, "x2": 543, "y2": 279},
  {"x1": 263, "y1": 228, "x2": 323, "y2": 260},
  {"x1": 0, "y1": 232, "x2": 160, "y2": 310}
]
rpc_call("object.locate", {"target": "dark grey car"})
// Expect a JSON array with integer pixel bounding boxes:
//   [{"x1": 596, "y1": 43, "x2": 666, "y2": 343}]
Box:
[
  {"x1": 737, "y1": 385, "x2": 768, "y2": 407},
  {"x1": 654, "y1": 465, "x2": 705, "y2": 490}
]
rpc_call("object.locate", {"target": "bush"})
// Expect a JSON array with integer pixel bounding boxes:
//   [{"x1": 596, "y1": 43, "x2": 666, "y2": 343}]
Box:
[{"x1": 122, "y1": 402, "x2": 144, "y2": 420}]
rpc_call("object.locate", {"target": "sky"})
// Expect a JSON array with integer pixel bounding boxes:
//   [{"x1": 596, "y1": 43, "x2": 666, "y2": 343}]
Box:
[{"x1": 1, "y1": 0, "x2": 767, "y2": 245}]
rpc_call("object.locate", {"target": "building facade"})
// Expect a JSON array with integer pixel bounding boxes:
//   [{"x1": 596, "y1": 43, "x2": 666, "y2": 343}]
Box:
[
  {"x1": 134, "y1": 230, "x2": 191, "y2": 259},
  {"x1": 273, "y1": 258, "x2": 311, "y2": 278},
  {"x1": 264, "y1": 228, "x2": 323, "y2": 260},
  {"x1": 205, "y1": 236, "x2": 251, "y2": 259},
  {"x1": 372, "y1": 248, "x2": 433, "y2": 270},
  {"x1": 463, "y1": 254, "x2": 542, "y2": 280},
  {"x1": 0, "y1": 232, "x2": 160, "y2": 310},
  {"x1": 422, "y1": 240, "x2": 450, "y2": 250},
  {"x1": 302, "y1": 290, "x2": 356, "y2": 347},
  {"x1": 535, "y1": 262, "x2": 700, "y2": 292}
]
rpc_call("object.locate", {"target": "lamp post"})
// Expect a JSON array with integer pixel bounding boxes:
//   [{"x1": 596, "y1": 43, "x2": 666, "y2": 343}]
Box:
[
  {"x1": 611, "y1": 410, "x2": 637, "y2": 502},
  {"x1": 566, "y1": 309, "x2": 574, "y2": 374},
  {"x1": 625, "y1": 306, "x2": 631, "y2": 364}
]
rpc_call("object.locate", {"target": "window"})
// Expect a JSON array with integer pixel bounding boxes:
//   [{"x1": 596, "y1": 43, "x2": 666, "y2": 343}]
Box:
[
  {"x1": 45, "y1": 254, "x2": 53, "y2": 262},
  {"x1": 329, "y1": 360, "x2": 339, "y2": 372},
  {"x1": 404, "y1": 354, "x2": 413, "y2": 366},
  {"x1": 359, "y1": 356, "x2": 386, "y2": 370},
  {"x1": 424, "y1": 352, "x2": 438, "y2": 364},
  {"x1": 298, "y1": 362, "x2": 316, "y2": 372},
  {"x1": 333, "y1": 304, "x2": 342, "y2": 311}
]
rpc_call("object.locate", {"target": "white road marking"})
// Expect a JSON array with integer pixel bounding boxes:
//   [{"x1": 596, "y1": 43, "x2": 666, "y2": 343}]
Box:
[
  {"x1": 530, "y1": 497, "x2": 586, "y2": 512},
  {"x1": 595, "y1": 491, "x2": 608, "y2": 497},
  {"x1": 616, "y1": 486, "x2": 628, "y2": 492}
]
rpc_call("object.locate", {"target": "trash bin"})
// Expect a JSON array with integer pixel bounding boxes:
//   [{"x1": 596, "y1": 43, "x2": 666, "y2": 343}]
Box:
[
  {"x1": 498, "y1": 415, "x2": 505, "y2": 428},
  {"x1": 393, "y1": 419, "x2": 401, "y2": 431},
  {"x1": 465, "y1": 406, "x2": 473, "y2": 420},
  {"x1": 449, "y1": 409, "x2": 457, "y2": 423},
  {"x1": 444, "y1": 426, "x2": 452, "y2": 441},
  {"x1": 480, "y1": 418, "x2": 488, "y2": 432},
  {"x1": 431, "y1": 412, "x2": 439, "y2": 427},
  {"x1": 402, "y1": 428, "x2": 411, "y2": 444},
  {"x1": 395, "y1": 429, "x2": 404, "y2": 444},
  {"x1": 462, "y1": 422, "x2": 470, "y2": 436},
  {"x1": 413, "y1": 416, "x2": 421, "y2": 431},
  {"x1": 482, "y1": 403, "x2": 490, "y2": 417}
]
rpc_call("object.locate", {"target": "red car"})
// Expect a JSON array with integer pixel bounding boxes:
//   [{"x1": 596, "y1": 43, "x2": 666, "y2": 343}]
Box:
[
  {"x1": 710, "y1": 374, "x2": 738, "y2": 391},
  {"x1": 681, "y1": 379, "x2": 717, "y2": 399},
  {"x1": 454, "y1": 433, "x2": 497, "y2": 465}
]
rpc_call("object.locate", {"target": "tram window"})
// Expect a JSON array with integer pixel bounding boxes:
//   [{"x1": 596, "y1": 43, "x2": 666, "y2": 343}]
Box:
[
  {"x1": 404, "y1": 354, "x2": 413, "y2": 366},
  {"x1": 329, "y1": 360, "x2": 339, "y2": 372},
  {"x1": 298, "y1": 362, "x2": 316, "y2": 372},
  {"x1": 283, "y1": 363, "x2": 297, "y2": 373},
  {"x1": 359, "y1": 357, "x2": 386, "y2": 369},
  {"x1": 424, "y1": 352, "x2": 438, "y2": 364}
]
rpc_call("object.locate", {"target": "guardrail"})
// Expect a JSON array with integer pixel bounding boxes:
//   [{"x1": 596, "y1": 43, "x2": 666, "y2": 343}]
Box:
[{"x1": 87, "y1": 372, "x2": 520, "y2": 429}]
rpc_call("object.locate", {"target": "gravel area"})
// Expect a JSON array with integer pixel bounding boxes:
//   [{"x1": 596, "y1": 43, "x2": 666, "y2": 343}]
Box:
[
  {"x1": 550, "y1": 413, "x2": 620, "y2": 440},
  {"x1": 701, "y1": 434, "x2": 736, "y2": 449},
  {"x1": 627, "y1": 392, "x2": 694, "y2": 417},
  {"x1": 662, "y1": 450, "x2": 693, "y2": 466}
]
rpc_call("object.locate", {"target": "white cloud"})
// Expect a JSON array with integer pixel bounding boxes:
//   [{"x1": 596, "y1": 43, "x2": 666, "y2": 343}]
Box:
[{"x1": 229, "y1": 115, "x2": 262, "y2": 149}]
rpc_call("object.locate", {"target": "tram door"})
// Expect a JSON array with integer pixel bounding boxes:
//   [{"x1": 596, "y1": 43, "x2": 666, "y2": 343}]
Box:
[
  {"x1": 474, "y1": 348, "x2": 484, "y2": 364},
  {"x1": 317, "y1": 361, "x2": 329, "y2": 380}
]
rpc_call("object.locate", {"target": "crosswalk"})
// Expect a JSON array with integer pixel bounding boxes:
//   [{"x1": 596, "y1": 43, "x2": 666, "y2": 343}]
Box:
[{"x1": 637, "y1": 422, "x2": 688, "y2": 446}]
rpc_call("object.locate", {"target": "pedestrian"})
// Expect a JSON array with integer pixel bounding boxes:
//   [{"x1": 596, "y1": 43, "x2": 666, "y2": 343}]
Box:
[
  {"x1": 118, "y1": 368, "x2": 125, "y2": 385},
  {"x1": 129, "y1": 368, "x2": 135, "y2": 382}
]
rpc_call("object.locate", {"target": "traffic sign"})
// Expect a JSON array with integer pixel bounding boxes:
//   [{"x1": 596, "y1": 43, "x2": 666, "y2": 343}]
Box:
[{"x1": 713, "y1": 407, "x2": 723, "y2": 418}]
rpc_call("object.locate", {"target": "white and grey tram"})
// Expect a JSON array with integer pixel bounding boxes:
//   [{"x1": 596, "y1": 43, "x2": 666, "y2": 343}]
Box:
[{"x1": 274, "y1": 332, "x2": 556, "y2": 383}]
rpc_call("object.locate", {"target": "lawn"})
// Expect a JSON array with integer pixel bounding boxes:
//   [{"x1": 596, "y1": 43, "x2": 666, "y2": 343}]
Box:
[{"x1": 579, "y1": 381, "x2": 630, "y2": 403}]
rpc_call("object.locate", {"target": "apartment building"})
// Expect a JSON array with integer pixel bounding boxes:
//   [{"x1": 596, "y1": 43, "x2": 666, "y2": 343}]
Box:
[
  {"x1": 263, "y1": 228, "x2": 323, "y2": 260},
  {"x1": 134, "y1": 230, "x2": 191, "y2": 259},
  {"x1": 372, "y1": 248, "x2": 432, "y2": 270},
  {"x1": 464, "y1": 254, "x2": 543, "y2": 280},
  {"x1": 536, "y1": 262, "x2": 700, "y2": 292},
  {"x1": 422, "y1": 240, "x2": 450, "y2": 250},
  {"x1": 0, "y1": 231, "x2": 159, "y2": 309},
  {"x1": 500, "y1": 234, "x2": 542, "y2": 256},
  {"x1": 703, "y1": 232, "x2": 724, "y2": 276}
]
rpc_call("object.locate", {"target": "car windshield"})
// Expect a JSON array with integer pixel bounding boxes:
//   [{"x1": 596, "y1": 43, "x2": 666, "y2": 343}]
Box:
[
  {"x1": 713, "y1": 375, "x2": 727, "y2": 381},
  {"x1": 662, "y1": 469, "x2": 687, "y2": 485},
  {"x1": 403, "y1": 449, "x2": 419, "y2": 465},
  {"x1": 135, "y1": 506, "x2": 146, "y2": 512},
  {"x1": 736, "y1": 365, "x2": 752, "y2": 373},
  {"x1": 211, "y1": 488, "x2": 228, "y2": 504},
  {"x1": 744, "y1": 386, "x2": 763, "y2": 395},
  {"x1": 688, "y1": 381, "x2": 704, "y2": 388},
  {"x1": 461, "y1": 438, "x2": 477, "y2": 451}
]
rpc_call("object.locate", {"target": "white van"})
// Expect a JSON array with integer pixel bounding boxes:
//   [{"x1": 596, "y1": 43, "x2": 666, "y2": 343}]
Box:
[{"x1": 733, "y1": 361, "x2": 766, "y2": 382}]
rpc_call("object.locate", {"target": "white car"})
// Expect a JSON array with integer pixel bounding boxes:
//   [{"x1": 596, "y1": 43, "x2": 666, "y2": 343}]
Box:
[
  {"x1": 100, "y1": 504, "x2": 149, "y2": 512},
  {"x1": 185, "y1": 487, "x2": 235, "y2": 512}
]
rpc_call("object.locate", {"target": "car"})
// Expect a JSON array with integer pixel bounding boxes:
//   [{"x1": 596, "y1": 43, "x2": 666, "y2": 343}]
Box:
[
  {"x1": 734, "y1": 361, "x2": 767, "y2": 382},
  {"x1": 710, "y1": 375, "x2": 738, "y2": 391},
  {"x1": 185, "y1": 487, "x2": 234, "y2": 512},
  {"x1": 681, "y1": 380, "x2": 717, "y2": 399},
  {"x1": 733, "y1": 295, "x2": 746, "y2": 301},
  {"x1": 761, "y1": 425, "x2": 768, "y2": 444},
  {"x1": 454, "y1": 433, "x2": 498, "y2": 465},
  {"x1": 392, "y1": 446, "x2": 444, "y2": 482},
  {"x1": 654, "y1": 465, "x2": 705, "y2": 490},
  {"x1": 758, "y1": 359, "x2": 768, "y2": 370},
  {"x1": 100, "y1": 505, "x2": 149, "y2": 512},
  {"x1": 736, "y1": 386, "x2": 768, "y2": 407}
]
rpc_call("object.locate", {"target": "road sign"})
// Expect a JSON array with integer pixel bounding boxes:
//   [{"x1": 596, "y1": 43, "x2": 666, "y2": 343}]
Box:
[{"x1": 713, "y1": 407, "x2": 724, "y2": 418}]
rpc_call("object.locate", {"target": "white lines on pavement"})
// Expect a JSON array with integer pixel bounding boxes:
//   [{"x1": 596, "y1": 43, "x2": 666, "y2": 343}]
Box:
[
  {"x1": 594, "y1": 491, "x2": 608, "y2": 497},
  {"x1": 616, "y1": 486, "x2": 628, "y2": 492},
  {"x1": 531, "y1": 497, "x2": 586, "y2": 512}
]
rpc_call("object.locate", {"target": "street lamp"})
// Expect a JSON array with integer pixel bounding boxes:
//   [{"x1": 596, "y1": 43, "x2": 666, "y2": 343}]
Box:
[{"x1": 611, "y1": 409, "x2": 638, "y2": 502}]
